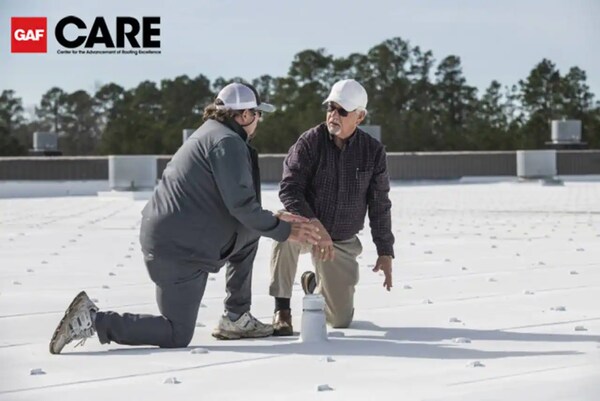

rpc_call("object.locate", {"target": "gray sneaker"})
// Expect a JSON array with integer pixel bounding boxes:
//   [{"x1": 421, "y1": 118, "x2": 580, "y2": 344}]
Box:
[
  {"x1": 49, "y1": 291, "x2": 98, "y2": 354},
  {"x1": 212, "y1": 312, "x2": 274, "y2": 340}
]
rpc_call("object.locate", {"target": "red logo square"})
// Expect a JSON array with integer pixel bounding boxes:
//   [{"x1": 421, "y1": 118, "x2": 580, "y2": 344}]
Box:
[{"x1": 11, "y1": 17, "x2": 47, "y2": 53}]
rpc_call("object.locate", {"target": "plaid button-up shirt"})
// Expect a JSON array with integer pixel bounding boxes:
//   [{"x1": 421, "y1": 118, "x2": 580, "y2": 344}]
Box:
[{"x1": 280, "y1": 123, "x2": 395, "y2": 257}]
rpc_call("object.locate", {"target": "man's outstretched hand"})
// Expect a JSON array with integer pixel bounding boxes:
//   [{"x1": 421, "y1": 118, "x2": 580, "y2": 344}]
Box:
[
  {"x1": 286, "y1": 221, "x2": 321, "y2": 245},
  {"x1": 276, "y1": 211, "x2": 321, "y2": 245},
  {"x1": 373, "y1": 255, "x2": 393, "y2": 291},
  {"x1": 276, "y1": 211, "x2": 310, "y2": 223}
]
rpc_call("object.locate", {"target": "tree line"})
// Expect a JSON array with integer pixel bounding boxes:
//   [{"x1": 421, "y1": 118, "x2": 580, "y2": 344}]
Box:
[{"x1": 1, "y1": 37, "x2": 599, "y2": 156}]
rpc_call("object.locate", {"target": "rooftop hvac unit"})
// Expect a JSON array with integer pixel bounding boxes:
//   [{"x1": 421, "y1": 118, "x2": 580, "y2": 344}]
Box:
[
  {"x1": 33, "y1": 132, "x2": 58, "y2": 150},
  {"x1": 516, "y1": 150, "x2": 557, "y2": 179},
  {"x1": 551, "y1": 120, "x2": 581, "y2": 144},
  {"x1": 108, "y1": 155, "x2": 157, "y2": 191}
]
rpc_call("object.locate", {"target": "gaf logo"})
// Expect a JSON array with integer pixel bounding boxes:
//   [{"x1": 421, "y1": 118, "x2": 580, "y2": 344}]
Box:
[{"x1": 11, "y1": 17, "x2": 47, "y2": 53}]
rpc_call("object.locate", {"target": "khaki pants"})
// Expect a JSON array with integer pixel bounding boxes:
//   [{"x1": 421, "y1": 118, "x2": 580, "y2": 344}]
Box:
[{"x1": 269, "y1": 236, "x2": 362, "y2": 328}]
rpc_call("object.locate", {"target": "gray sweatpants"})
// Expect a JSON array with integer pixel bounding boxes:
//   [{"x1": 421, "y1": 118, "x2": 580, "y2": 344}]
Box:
[
  {"x1": 95, "y1": 239, "x2": 258, "y2": 348},
  {"x1": 269, "y1": 236, "x2": 362, "y2": 328}
]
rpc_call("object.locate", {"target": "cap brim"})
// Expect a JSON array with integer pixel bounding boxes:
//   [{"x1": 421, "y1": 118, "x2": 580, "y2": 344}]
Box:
[
  {"x1": 256, "y1": 103, "x2": 276, "y2": 113},
  {"x1": 323, "y1": 97, "x2": 354, "y2": 111}
]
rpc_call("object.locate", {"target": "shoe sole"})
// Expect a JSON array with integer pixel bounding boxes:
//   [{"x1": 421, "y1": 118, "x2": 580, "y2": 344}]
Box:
[
  {"x1": 211, "y1": 329, "x2": 274, "y2": 340},
  {"x1": 49, "y1": 291, "x2": 88, "y2": 354},
  {"x1": 272, "y1": 328, "x2": 294, "y2": 336},
  {"x1": 301, "y1": 271, "x2": 316, "y2": 295}
]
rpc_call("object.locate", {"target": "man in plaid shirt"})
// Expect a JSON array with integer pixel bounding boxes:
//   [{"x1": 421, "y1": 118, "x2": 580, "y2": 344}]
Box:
[{"x1": 269, "y1": 79, "x2": 395, "y2": 335}]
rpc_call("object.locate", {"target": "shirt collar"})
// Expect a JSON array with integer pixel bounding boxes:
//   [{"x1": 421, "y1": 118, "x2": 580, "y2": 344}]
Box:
[{"x1": 324, "y1": 123, "x2": 358, "y2": 145}]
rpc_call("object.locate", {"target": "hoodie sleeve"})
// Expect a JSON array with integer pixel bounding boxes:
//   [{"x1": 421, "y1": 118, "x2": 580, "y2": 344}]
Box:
[{"x1": 208, "y1": 137, "x2": 291, "y2": 242}]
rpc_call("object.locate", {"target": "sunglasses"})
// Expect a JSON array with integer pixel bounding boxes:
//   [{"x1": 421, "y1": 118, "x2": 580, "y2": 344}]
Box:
[{"x1": 325, "y1": 102, "x2": 351, "y2": 117}]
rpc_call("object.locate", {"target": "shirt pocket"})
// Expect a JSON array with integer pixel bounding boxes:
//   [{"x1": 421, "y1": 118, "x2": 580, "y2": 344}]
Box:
[{"x1": 355, "y1": 169, "x2": 373, "y2": 191}]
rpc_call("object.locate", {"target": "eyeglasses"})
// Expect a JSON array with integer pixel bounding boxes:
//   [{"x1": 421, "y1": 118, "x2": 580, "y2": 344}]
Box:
[{"x1": 325, "y1": 102, "x2": 350, "y2": 117}]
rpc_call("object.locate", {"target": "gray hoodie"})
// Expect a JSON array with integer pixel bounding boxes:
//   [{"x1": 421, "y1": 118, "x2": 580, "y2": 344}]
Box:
[{"x1": 140, "y1": 118, "x2": 290, "y2": 271}]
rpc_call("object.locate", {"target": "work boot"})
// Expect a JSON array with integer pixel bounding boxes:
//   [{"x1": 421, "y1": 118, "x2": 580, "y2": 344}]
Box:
[{"x1": 272, "y1": 309, "x2": 293, "y2": 336}]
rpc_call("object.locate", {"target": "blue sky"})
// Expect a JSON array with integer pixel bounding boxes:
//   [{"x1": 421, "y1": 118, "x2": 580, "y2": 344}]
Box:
[{"x1": 1, "y1": 0, "x2": 598, "y2": 109}]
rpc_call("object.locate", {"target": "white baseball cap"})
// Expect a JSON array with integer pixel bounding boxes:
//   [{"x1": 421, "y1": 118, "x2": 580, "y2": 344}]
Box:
[
  {"x1": 216, "y1": 82, "x2": 276, "y2": 113},
  {"x1": 323, "y1": 79, "x2": 368, "y2": 112}
]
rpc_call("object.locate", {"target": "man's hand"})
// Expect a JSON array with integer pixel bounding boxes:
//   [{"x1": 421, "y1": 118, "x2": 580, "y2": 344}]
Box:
[
  {"x1": 276, "y1": 211, "x2": 310, "y2": 223},
  {"x1": 373, "y1": 255, "x2": 393, "y2": 291},
  {"x1": 310, "y1": 219, "x2": 335, "y2": 261},
  {"x1": 287, "y1": 222, "x2": 321, "y2": 245}
]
